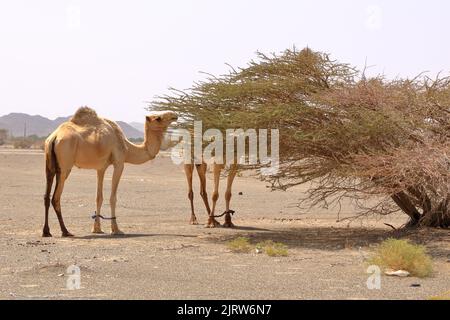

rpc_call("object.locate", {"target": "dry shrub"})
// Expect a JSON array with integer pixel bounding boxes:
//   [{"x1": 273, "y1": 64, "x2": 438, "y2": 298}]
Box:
[
  {"x1": 256, "y1": 240, "x2": 288, "y2": 257},
  {"x1": 227, "y1": 237, "x2": 253, "y2": 253},
  {"x1": 227, "y1": 238, "x2": 289, "y2": 256},
  {"x1": 429, "y1": 290, "x2": 450, "y2": 300},
  {"x1": 369, "y1": 239, "x2": 433, "y2": 278}
]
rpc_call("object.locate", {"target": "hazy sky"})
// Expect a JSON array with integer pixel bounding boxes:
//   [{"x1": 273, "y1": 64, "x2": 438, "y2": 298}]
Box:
[{"x1": 0, "y1": 0, "x2": 449, "y2": 122}]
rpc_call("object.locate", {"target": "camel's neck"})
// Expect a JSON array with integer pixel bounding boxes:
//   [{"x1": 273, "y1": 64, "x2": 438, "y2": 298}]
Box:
[{"x1": 124, "y1": 129, "x2": 164, "y2": 165}]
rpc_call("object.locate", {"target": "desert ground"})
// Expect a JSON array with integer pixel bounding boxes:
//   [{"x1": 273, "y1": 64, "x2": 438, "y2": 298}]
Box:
[{"x1": 0, "y1": 148, "x2": 448, "y2": 300}]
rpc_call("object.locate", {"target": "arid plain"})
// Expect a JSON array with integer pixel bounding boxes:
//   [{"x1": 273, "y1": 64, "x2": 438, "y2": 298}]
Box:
[{"x1": 0, "y1": 148, "x2": 448, "y2": 299}]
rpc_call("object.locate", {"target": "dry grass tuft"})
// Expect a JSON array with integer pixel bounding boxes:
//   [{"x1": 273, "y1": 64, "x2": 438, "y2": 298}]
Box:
[
  {"x1": 256, "y1": 240, "x2": 289, "y2": 257},
  {"x1": 227, "y1": 238, "x2": 289, "y2": 257},
  {"x1": 429, "y1": 290, "x2": 450, "y2": 300},
  {"x1": 227, "y1": 237, "x2": 253, "y2": 253},
  {"x1": 369, "y1": 239, "x2": 433, "y2": 278}
]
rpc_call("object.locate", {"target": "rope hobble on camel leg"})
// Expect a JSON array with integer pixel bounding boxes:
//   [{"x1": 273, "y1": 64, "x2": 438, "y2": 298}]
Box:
[{"x1": 223, "y1": 165, "x2": 238, "y2": 228}]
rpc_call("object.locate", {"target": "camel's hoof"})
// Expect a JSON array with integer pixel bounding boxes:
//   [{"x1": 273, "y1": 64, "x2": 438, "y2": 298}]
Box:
[
  {"x1": 206, "y1": 219, "x2": 221, "y2": 228},
  {"x1": 91, "y1": 229, "x2": 105, "y2": 234},
  {"x1": 223, "y1": 222, "x2": 235, "y2": 228},
  {"x1": 190, "y1": 218, "x2": 199, "y2": 225},
  {"x1": 111, "y1": 230, "x2": 125, "y2": 236},
  {"x1": 62, "y1": 231, "x2": 74, "y2": 238},
  {"x1": 42, "y1": 232, "x2": 52, "y2": 238}
]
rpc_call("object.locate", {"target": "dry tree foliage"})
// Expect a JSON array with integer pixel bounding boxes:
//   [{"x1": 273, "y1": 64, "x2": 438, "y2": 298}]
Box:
[{"x1": 152, "y1": 48, "x2": 450, "y2": 228}]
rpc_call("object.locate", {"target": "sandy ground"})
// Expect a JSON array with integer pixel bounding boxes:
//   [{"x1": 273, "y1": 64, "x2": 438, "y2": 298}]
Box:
[{"x1": 0, "y1": 148, "x2": 449, "y2": 300}]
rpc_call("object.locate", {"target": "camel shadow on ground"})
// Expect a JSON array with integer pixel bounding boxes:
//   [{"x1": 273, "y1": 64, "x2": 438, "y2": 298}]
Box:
[
  {"x1": 75, "y1": 233, "x2": 198, "y2": 240},
  {"x1": 228, "y1": 226, "x2": 271, "y2": 232}
]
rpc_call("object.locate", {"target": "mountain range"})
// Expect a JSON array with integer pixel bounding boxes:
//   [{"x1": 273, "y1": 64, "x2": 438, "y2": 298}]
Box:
[{"x1": 0, "y1": 113, "x2": 144, "y2": 139}]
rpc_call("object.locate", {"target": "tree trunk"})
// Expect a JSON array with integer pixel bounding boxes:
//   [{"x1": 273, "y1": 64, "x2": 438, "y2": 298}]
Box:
[
  {"x1": 419, "y1": 197, "x2": 450, "y2": 228},
  {"x1": 407, "y1": 186, "x2": 432, "y2": 214},
  {"x1": 391, "y1": 192, "x2": 421, "y2": 227},
  {"x1": 392, "y1": 192, "x2": 450, "y2": 228}
]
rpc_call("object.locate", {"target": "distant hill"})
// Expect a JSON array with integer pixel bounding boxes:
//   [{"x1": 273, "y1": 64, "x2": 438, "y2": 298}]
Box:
[
  {"x1": 116, "y1": 121, "x2": 144, "y2": 139},
  {"x1": 0, "y1": 113, "x2": 144, "y2": 139},
  {"x1": 129, "y1": 122, "x2": 145, "y2": 132}
]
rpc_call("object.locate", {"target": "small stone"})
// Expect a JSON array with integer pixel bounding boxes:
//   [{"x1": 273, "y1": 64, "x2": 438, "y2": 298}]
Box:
[
  {"x1": 385, "y1": 269, "x2": 410, "y2": 277},
  {"x1": 238, "y1": 192, "x2": 243, "y2": 196},
  {"x1": 57, "y1": 273, "x2": 64, "y2": 277},
  {"x1": 410, "y1": 284, "x2": 421, "y2": 287}
]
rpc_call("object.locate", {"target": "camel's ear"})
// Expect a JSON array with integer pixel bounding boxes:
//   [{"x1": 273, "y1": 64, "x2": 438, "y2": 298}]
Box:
[{"x1": 146, "y1": 115, "x2": 161, "y2": 122}]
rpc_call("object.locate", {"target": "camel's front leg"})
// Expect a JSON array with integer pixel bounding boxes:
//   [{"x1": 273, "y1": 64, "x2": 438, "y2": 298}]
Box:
[
  {"x1": 223, "y1": 165, "x2": 238, "y2": 228},
  {"x1": 92, "y1": 168, "x2": 106, "y2": 234},
  {"x1": 184, "y1": 164, "x2": 198, "y2": 225},
  {"x1": 110, "y1": 163, "x2": 124, "y2": 235},
  {"x1": 207, "y1": 164, "x2": 222, "y2": 228}
]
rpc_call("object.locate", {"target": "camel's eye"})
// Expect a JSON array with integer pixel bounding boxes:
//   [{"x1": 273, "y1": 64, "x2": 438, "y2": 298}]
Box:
[{"x1": 156, "y1": 117, "x2": 162, "y2": 122}]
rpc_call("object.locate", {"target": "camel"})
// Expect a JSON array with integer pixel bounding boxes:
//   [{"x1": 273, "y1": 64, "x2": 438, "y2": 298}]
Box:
[
  {"x1": 42, "y1": 106, "x2": 178, "y2": 237},
  {"x1": 184, "y1": 162, "x2": 238, "y2": 228}
]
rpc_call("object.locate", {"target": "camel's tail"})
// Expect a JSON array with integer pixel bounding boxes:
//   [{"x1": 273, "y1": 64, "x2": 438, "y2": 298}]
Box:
[
  {"x1": 43, "y1": 135, "x2": 59, "y2": 236},
  {"x1": 44, "y1": 136, "x2": 59, "y2": 204},
  {"x1": 45, "y1": 136, "x2": 58, "y2": 175}
]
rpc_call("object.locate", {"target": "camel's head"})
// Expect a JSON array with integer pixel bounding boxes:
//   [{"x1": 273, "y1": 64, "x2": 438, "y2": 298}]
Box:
[{"x1": 145, "y1": 111, "x2": 178, "y2": 132}]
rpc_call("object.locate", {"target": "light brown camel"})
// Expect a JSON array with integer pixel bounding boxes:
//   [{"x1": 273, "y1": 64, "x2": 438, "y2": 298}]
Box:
[
  {"x1": 42, "y1": 106, "x2": 178, "y2": 237},
  {"x1": 185, "y1": 162, "x2": 238, "y2": 228}
]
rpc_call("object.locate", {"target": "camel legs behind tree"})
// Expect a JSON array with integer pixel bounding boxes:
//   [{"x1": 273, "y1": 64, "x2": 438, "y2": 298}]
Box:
[
  {"x1": 184, "y1": 163, "x2": 217, "y2": 226},
  {"x1": 210, "y1": 163, "x2": 238, "y2": 228},
  {"x1": 183, "y1": 162, "x2": 238, "y2": 228},
  {"x1": 223, "y1": 164, "x2": 238, "y2": 228}
]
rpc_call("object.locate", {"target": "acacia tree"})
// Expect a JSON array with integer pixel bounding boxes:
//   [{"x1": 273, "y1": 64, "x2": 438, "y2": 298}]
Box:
[{"x1": 152, "y1": 48, "x2": 450, "y2": 228}]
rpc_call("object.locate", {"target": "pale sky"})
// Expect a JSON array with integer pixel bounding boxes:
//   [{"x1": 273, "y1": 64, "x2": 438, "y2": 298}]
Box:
[{"x1": 0, "y1": 0, "x2": 448, "y2": 122}]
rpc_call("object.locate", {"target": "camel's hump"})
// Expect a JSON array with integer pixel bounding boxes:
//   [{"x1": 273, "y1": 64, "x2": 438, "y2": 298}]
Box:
[{"x1": 70, "y1": 107, "x2": 101, "y2": 125}]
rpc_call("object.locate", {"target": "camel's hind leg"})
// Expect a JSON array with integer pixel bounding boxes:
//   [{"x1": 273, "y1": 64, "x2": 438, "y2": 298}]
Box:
[
  {"x1": 52, "y1": 169, "x2": 73, "y2": 237},
  {"x1": 92, "y1": 168, "x2": 106, "y2": 233},
  {"x1": 42, "y1": 168, "x2": 55, "y2": 237},
  {"x1": 223, "y1": 164, "x2": 238, "y2": 228},
  {"x1": 196, "y1": 163, "x2": 212, "y2": 220},
  {"x1": 110, "y1": 163, "x2": 124, "y2": 235},
  {"x1": 184, "y1": 164, "x2": 198, "y2": 225}
]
